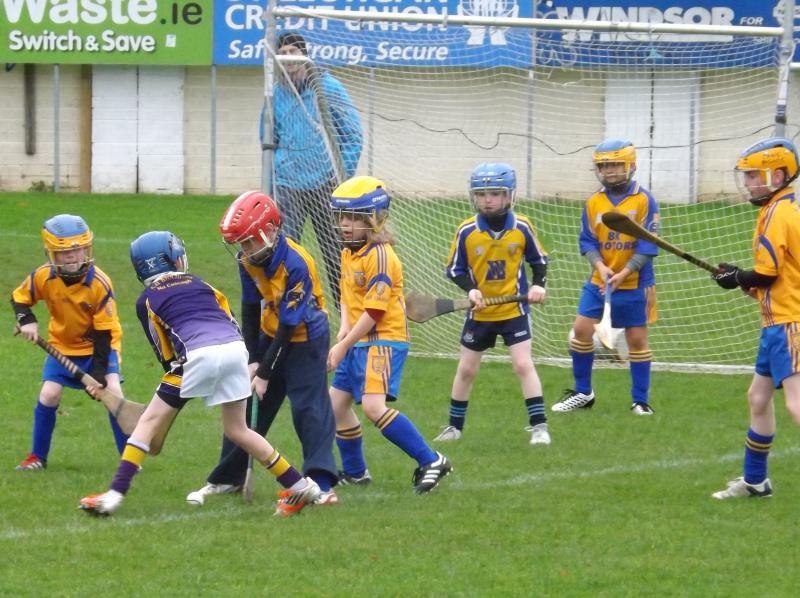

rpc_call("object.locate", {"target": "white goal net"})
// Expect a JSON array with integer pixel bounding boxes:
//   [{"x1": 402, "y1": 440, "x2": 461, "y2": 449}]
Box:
[{"x1": 264, "y1": 3, "x2": 793, "y2": 371}]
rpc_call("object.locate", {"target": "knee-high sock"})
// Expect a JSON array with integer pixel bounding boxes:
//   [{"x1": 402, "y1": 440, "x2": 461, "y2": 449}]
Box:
[
  {"x1": 31, "y1": 401, "x2": 58, "y2": 460},
  {"x1": 264, "y1": 449, "x2": 304, "y2": 489},
  {"x1": 569, "y1": 337, "x2": 595, "y2": 395},
  {"x1": 110, "y1": 440, "x2": 149, "y2": 495},
  {"x1": 629, "y1": 350, "x2": 653, "y2": 404},
  {"x1": 743, "y1": 428, "x2": 773, "y2": 485},
  {"x1": 376, "y1": 408, "x2": 437, "y2": 466},
  {"x1": 336, "y1": 423, "x2": 368, "y2": 477},
  {"x1": 525, "y1": 396, "x2": 546, "y2": 427},
  {"x1": 448, "y1": 398, "x2": 468, "y2": 430}
]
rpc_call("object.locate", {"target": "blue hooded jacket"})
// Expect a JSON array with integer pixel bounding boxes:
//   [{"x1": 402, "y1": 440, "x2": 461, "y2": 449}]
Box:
[{"x1": 263, "y1": 69, "x2": 362, "y2": 191}]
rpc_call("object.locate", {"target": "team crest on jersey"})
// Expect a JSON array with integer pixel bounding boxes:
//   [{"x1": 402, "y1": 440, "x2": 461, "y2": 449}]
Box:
[
  {"x1": 507, "y1": 243, "x2": 519, "y2": 257},
  {"x1": 285, "y1": 282, "x2": 306, "y2": 310},
  {"x1": 371, "y1": 355, "x2": 387, "y2": 374},
  {"x1": 354, "y1": 272, "x2": 366, "y2": 287},
  {"x1": 375, "y1": 281, "x2": 387, "y2": 296},
  {"x1": 474, "y1": 246, "x2": 484, "y2": 256}
]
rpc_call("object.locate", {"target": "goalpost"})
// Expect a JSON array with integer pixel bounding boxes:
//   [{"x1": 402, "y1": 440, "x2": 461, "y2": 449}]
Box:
[{"x1": 263, "y1": 1, "x2": 796, "y2": 372}]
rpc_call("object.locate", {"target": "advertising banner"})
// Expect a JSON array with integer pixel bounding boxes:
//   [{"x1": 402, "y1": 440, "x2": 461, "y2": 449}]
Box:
[
  {"x1": 0, "y1": 0, "x2": 213, "y2": 64},
  {"x1": 214, "y1": 0, "x2": 798, "y2": 67}
]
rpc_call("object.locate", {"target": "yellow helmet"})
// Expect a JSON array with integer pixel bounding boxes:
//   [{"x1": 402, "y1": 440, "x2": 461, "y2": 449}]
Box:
[
  {"x1": 592, "y1": 139, "x2": 636, "y2": 190},
  {"x1": 330, "y1": 176, "x2": 390, "y2": 245},
  {"x1": 41, "y1": 214, "x2": 94, "y2": 282},
  {"x1": 735, "y1": 138, "x2": 799, "y2": 206}
]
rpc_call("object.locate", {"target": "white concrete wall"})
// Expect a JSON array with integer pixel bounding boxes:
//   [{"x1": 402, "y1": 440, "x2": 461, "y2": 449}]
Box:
[
  {"x1": 92, "y1": 66, "x2": 184, "y2": 193},
  {"x1": 0, "y1": 64, "x2": 82, "y2": 191}
]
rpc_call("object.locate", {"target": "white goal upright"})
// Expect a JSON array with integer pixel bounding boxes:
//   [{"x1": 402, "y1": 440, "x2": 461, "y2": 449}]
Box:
[{"x1": 264, "y1": 1, "x2": 796, "y2": 371}]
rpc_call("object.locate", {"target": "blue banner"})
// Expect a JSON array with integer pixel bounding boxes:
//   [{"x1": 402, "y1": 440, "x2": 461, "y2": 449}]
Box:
[{"x1": 213, "y1": 0, "x2": 798, "y2": 66}]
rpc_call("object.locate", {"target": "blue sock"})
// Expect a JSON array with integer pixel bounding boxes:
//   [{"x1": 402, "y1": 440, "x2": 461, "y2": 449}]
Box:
[
  {"x1": 569, "y1": 337, "x2": 594, "y2": 395},
  {"x1": 525, "y1": 396, "x2": 546, "y2": 426},
  {"x1": 31, "y1": 401, "x2": 58, "y2": 461},
  {"x1": 448, "y1": 398, "x2": 468, "y2": 430},
  {"x1": 108, "y1": 413, "x2": 129, "y2": 454},
  {"x1": 743, "y1": 428, "x2": 773, "y2": 485},
  {"x1": 629, "y1": 350, "x2": 652, "y2": 404},
  {"x1": 376, "y1": 409, "x2": 437, "y2": 466},
  {"x1": 335, "y1": 424, "x2": 368, "y2": 477}
]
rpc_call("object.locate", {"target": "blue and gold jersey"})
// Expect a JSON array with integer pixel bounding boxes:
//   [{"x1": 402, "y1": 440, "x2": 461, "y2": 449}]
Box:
[
  {"x1": 340, "y1": 241, "x2": 409, "y2": 346},
  {"x1": 12, "y1": 263, "x2": 122, "y2": 356},
  {"x1": 446, "y1": 212, "x2": 548, "y2": 322},
  {"x1": 579, "y1": 181, "x2": 659, "y2": 289},
  {"x1": 239, "y1": 234, "x2": 328, "y2": 342},
  {"x1": 135, "y1": 273, "x2": 242, "y2": 364},
  {"x1": 752, "y1": 187, "x2": 800, "y2": 327}
]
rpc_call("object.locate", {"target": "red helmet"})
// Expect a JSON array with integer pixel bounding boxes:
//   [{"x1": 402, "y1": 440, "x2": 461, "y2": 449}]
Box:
[{"x1": 220, "y1": 191, "x2": 282, "y2": 263}]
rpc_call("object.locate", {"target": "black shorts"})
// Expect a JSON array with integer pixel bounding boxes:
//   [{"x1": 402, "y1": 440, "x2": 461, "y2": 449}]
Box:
[{"x1": 460, "y1": 315, "x2": 531, "y2": 352}]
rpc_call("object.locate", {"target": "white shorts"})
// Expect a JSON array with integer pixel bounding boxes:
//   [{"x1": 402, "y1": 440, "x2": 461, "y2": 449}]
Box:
[{"x1": 180, "y1": 341, "x2": 250, "y2": 407}]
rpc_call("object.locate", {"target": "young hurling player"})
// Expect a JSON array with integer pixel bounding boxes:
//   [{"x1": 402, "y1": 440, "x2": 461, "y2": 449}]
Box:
[
  {"x1": 186, "y1": 191, "x2": 339, "y2": 507},
  {"x1": 327, "y1": 176, "x2": 452, "y2": 493},
  {"x1": 78, "y1": 231, "x2": 319, "y2": 516},
  {"x1": 12, "y1": 214, "x2": 127, "y2": 471},
  {"x1": 711, "y1": 138, "x2": 800, "y2": 499},
  {"x1": 552, "y1": 139, "x2": 660, "y2": 415},
  {"x1": 434, "y1": 163, "x2": 551, "y2": 445}
]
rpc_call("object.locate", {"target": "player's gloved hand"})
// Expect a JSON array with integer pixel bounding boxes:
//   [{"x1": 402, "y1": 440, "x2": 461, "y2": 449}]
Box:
[{"x1": 713, "y1": 263, "x2": 740, "y2": 290}]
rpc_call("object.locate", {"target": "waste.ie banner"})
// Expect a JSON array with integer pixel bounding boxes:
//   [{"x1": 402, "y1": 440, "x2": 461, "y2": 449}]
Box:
[{"x1": 0, "y1": 0, "x2": 213, "y2": 64}]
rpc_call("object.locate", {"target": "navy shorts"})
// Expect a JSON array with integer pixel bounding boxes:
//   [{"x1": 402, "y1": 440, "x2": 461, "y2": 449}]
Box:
[{"x1": 460, "y1": 315, "x2": 531, "y2": 352}]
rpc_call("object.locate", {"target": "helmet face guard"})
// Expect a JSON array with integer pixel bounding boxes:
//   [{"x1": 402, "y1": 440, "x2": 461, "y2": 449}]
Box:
[
  {"x1": 220, "y1": 191, "x2": 282, "y2": 264},
  {"x1": 592, "y1": 139, "x2": 636, "y2": 191},
  {"x1": 41, "y1": 214, "x2": 94, "y2": 282},
  {"x1": 330, "y1": 177, "x2": 390, "y2": 248},
  {"x1": 735, "y1": 138, "x2": 799, "y2": 206},
  {"x1": 130, "y1": 231, "x2": 188, "y2": 285},
  {"x1": 469, "y1": 162, "x2": 516, "y2": 215}
]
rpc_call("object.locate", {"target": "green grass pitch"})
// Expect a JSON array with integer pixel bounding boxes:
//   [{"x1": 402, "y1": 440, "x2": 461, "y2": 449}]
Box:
[{"x1": 1, "y1": 192, "x2": 798, "y2": 596}]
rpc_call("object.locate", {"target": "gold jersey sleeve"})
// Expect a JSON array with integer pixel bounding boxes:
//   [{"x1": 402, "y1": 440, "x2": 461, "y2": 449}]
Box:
[{"x1": 12, "y1": 264, "x2": 122, "y2": 356}]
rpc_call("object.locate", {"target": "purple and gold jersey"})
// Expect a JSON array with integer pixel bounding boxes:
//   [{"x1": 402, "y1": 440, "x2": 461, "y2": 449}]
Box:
[
  {"x1": 340, "y1": 241, "x2": 409, "y2": 346},
  {"x1": 579, "y1": 181, "x2": 659, "y2": 290},
  {"x1": 12, "y1": 263, "x2": 122, "y2": 356},
  {"x1": 446, "y1": 212, "x2": 547, "y2": 322},
  {"x1": 752, "y1": 187, "x2": 800, "y2": 327},
  {"x1": 135, "y1": 273, "x2": 242, "y2": 364},
  {"x1": 239, "y1": 235, "x2": 328, "y2": 342}
]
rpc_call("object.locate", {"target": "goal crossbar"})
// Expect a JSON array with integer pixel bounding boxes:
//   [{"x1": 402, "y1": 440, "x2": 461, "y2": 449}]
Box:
[{"x1": 272, "y1": 7, "x2": 784, "y2": 38}]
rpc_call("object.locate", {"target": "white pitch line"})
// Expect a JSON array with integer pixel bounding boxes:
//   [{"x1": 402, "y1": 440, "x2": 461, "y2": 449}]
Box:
[{"x1": 2, "y1": 446, "x2": 799, "y2": 541}]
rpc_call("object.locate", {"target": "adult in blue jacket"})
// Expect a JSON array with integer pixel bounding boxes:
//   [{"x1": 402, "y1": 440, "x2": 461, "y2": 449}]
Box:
[{"x1": 266, "y1": 32, "x2": 363, "y2": 307}]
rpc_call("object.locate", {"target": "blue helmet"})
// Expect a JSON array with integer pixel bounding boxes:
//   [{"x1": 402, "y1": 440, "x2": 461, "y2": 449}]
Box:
[
  {"x1": 469, "y1": 162, "x2": 517, "y2": 212},
  {"x1": 592, "y1": 138, "x2": 636, "y2": 190},
  {"x1": 41, "y1": 214, "x2": 94, "y2": 282},
  {"x1": 130, "y1": 231, "x2": 187, "y2": 284}
]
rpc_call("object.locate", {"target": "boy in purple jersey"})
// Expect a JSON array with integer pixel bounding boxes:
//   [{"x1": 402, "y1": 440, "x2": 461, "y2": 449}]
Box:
[{"x1": 78, "y1": 231, "x2": 319, "y2": 517}]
